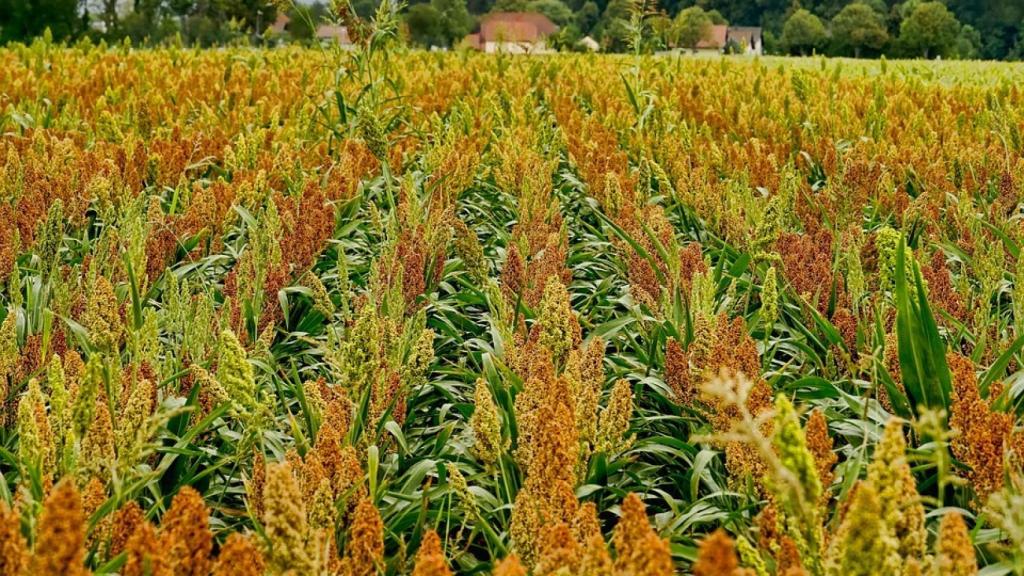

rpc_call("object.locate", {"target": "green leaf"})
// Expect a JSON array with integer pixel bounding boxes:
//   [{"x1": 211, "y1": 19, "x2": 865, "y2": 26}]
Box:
[{"x1": 894, "y1": 238, "x2": 951, "y2": 414}]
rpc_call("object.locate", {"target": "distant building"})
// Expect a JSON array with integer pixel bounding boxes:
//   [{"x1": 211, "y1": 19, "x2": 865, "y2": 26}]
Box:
[
  {"x1": 694, "y1": 24, "x2": 728, "y2": 53},
  {"x1": 690, "y1": 24, "x2": 763, "y2": 56},
  {"x1": 315, "y1": 24, "x2": 351, "y2": 45},
  {"x1": 270, "y1": 14, "x2": 354, "y2": 47},
  {"x1": 464, "y1": 12, "x2": 559, "y2": 54},
  {"x1": 726, "y1": 26, "x2": 763, "y2": 55},
  {"x1": 271, "y1": 13, "x2": 290, "y2": 35},
  {"x1": 578, "y1": 36, "x2": 600, "y2": 52}
]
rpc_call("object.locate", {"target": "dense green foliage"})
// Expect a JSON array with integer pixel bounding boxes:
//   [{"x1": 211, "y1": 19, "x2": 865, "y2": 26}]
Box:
[{"x1": 2, "y1": 0, "x2": 1024, "y2": 58}]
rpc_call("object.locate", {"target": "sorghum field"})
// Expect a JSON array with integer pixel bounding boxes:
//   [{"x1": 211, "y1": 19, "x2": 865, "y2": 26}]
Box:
[{"x1": 4, "y1": 29, "x2": 1024, "y2": 576}]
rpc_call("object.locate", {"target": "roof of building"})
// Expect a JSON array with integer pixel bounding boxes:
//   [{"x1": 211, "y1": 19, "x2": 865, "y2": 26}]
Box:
[
  {"x1": 464, "y1": 33, "x2": 482, "y2": 50},
  {"x1": 271, "y1": 13, "x2": 290, "y2": 34},
  {"x1": 695, "y1": 24, "x2": 728, "y2": 49},
  {"x1": 316, "y1": 25, "x2": 351, "y2": 44},
  {"x1": 578, "y1": 36, "x2": 600, "y2": 51},
  {"x1": 726, "y1": 26, "x2": 762, "y2": 44},
  {"x1": 479, "y1": 12, "x2": 558, "y2": 43}
]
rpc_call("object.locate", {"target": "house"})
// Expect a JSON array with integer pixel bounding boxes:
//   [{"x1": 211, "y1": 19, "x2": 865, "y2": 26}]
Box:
[
  {"x1": 269, "y1": 14, "x2": 354, "y2": 47},
  {"x1": 726, "y1": 26, "x2": 763, "y2": 55},
  {"x1": 578, "y1": 36, "x2": 600, "y2": 52},
  {"x1": 315, "y1": 25, "x2": 352, "y2": 45},
  {"x1": 689, "y1": 25, "x2": 763, "y2": 56},
  {"x1": 694, "y1": 24, "x2": 728, "y2": 53},
  {"x1": 464, "y1": 12, "x2": 559, "y2": 54},
  {"x1": 270, "y1": 13, "x2": 290, "y2": 35}
]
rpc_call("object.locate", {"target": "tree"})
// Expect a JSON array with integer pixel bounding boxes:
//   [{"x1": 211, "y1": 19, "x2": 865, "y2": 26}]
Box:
[
  {"x1": 831, "y1": 2, "x2": 888, "y2": 57},
  {"x1": 575, "y1": 1, "x2": 600, "y2": 34},
  {"x1": 352, "y1": 0, "x2": 381, "y2": 19},
  {"x1": 0, "y1": 0, "x2": 80, "y2": 43},
  {"x1": 491, "y1": 0, "x2": 529, "y2": 11},
  {"x1": 955, "y1": 24, "x2": 981, "y2": 58},
  {"x1": 285, "y1": 5, "x2": 319, "y2": 42},
  {"x1": 781, "y1": 8, "x2": 827, "y2": 55},
  {"x1": 706, "y1": 9, "x2": 727, "y2": 25},
  {"x1": 672, "y1": 6, "x2": 712, "y2": 51},
  {"x1": 594, "y1": 0, "x2": 632, "y2": 52},
  {"x1": 527, "y1": 0, "x2": 573, "y2": 25},
  {"x1": 434, "y1": 0, "x2": 473, "y2": 46},
  {"x1": 406, "y1": 3, "x2": 443, "y2": 46},
  {"x1": 899, "y1": 1, "x2": 960, "y2": 58},
  {"x1": 120, "y1": 0, "x2": 182, "y2": 44},
  {"x1": 648, "y1": 13, "x2": 673, "y2": 50}
]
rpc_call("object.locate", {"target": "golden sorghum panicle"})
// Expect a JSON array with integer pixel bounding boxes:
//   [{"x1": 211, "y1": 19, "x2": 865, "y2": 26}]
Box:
[
  {"x1": 402, "y1": 327, "x2": 435, "y2": 391},
  {"x1": 566, "y1": 339, "x2": 605, "y2": 477},
  {"x1": 513, "y1": 362, "x2": 578, "y2": 479},
  {"x1": 333, "y1": 445, "x2": 366, "y2": 511},
  {"x1": 212, "y1": 533, "x2": 266, "y2": 576},
  {"x1": 298, "y1": 450, "x2": 328, "y2": 503},
  {"x1": 308, "y1": 485, "x2": 338, "y2": 572},
  {"x1": 596, "y1": 379, "x2": 634, "y2": 455},
  {"x1": 534, "y1": 522, "x2": 580, "y2": 575},
  {"x1": 302, "y1": 272, "x2": 336, "y2": 318},
  {"x1": 536, "y1": 279, "x2": 579, "y2": 366},
  {"x1": 247, "y1": 449, "x2": 266, "y2": 522},
  {"x1": 217, "y1": 329, "x2": 261, "y2": 419},
  {"x1": 30, "y1": 478, "x2": 89, "y2": 576},
  {"x1": 493, "y1": 555, "x2": 527, "y2": 576},
  {"x1": 123, "y1": 520, "x2": 171, "y2": 576},
  {"x1": 83, "y1": 275, "x2": 124, "y2": 353},
  {"x1": 761, "y1": 266, "x2": 779, "y2": 330},
  {"x1": 117, "y1": 376, "x2": 157, "y2": 471},
  {"x1": 160, "y1": 487, "x2": 213, "y2": 576},
  {"x1": 934, "y1": 511, "x2": 977, "y2": 576},
  {"x1": 824, "y1": 482, "x2": 901, "y2": 576},
  {"x1": 0, "y1": 501, "x2": 28, "y2": 576},
  {"x1": 109, "y1": 500, "x2": 145, "y2": 557},
  {"x1": 500, "y1": 243, "x2": 526, "y2": 304},
  {"x1": 16, "y1": 377, "x2": 54, "y2": 478},
  {"x1": 343, "y1": 497, "x2": 384, "y2": 576},
  {"x1": 453, "y1": 219, "x2": 487, "y2": 282},
  {"x1": 948, "y1": 351, "x2": 1012, "y2": 503},
  {"x1": 263, "y1": 462, "x2": 313, "y2": 574},
  {"x1": 0, "y1": 312, "x2": 15, "y2": 402},
  {"x1": 805, "y1": 408, "x2": 836, "y2": 506},
  {"x1": 770, "y1": 395, "x2": 823, "y2": 571},
  {"x1": 72, "y1": 353, "x2": 104, "y2": 443},
  {"x1": 875, "y1": 226, "x2": 902, "y2": 296},
  {"x1": 47, "y1": 354, "x2": 75, "y2": 474},
  {"x1": 80, "y1": 399, "x2": 115, "y2": 479},
  {"x1": 867, "y1": 418, "x2": 926, "y2": 562},
  {"x1": 572, "y1": 501, "x2": 601, "y2": 544},
  {"x1": 469, "y1": 378, "x2": 505, "y2": 466},
  {"x1": 692, "y1": 529, "x2": 742, "y2": 576},
  {"x1": 412, "y1": 529, "x2": 452, "y2": 576},
  {"x1": 612, "y1": 493, "x2": 673, "y2": 576},
  {"x1": 509, "y1": 367, "x2": 579, "y2": 567},
  {"x1": 574, "y1": 503, "x2": 613, "y2": 576},
  {"x1": 664, "y1": 338, "x2": 693, "y2": 404},
  {"x1": 81, "y1": 476, "x2": 109, "y2": 551},
  {"x1": 735, "y1": 535, "x2": 769, "y2": 576},
  {"x1": 446, "y1": 462, "x2": 478, "y2": 521}
]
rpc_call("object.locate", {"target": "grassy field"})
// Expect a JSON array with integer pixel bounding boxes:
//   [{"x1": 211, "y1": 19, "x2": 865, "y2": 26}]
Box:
[{"x1": 2, "y1": 35, "x2": 1024, "y2": 575}]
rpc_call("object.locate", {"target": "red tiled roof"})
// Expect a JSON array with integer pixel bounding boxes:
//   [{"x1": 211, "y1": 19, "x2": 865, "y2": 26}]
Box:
[
  {"x1": 316, "y1": 25, "x2": 351, "y2": 44},
  {"x1": 272, "y1": 13, "x2": 290, "y2": 34},
  {"x1": 479, "y1": 12, "x2": 558, "y2": 43},
  {"x1": 695, "y1": 24, "x2": 727, "y2": 49}
]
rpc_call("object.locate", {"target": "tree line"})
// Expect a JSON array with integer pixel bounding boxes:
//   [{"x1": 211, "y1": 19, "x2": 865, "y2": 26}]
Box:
[{"x1": 1, "y1": 0, "x2": 1022, "y2": 59}]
